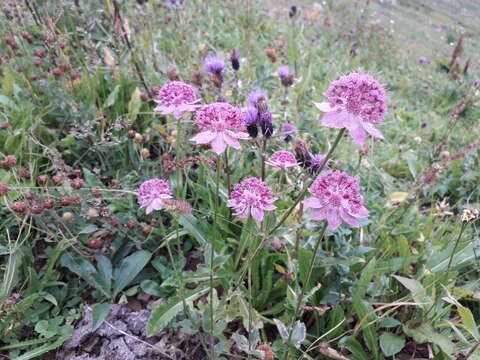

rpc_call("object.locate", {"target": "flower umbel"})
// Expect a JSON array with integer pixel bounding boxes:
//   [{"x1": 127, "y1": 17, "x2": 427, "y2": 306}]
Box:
[
  {"x1": 154, "y1": 81, "x2": 199, "y2": 119},
  {"x1": 190, "y1": 102, "x2": 249, "y2": 154},
  {"x1": 137, "y1": 179, "x2": 173, "y2": 215},
  {"x1": 227, "y1": 178, "x2": 277, "y2": 221},
  {"x1": 266, "y1": 150, "x2": 298, "y2": 168},
  {"x1": 304, "y1": 170, "x2": 369, "y2": 229},
  {"x1": 315, "y1": 72, "x2": 387, "y2": 144}
]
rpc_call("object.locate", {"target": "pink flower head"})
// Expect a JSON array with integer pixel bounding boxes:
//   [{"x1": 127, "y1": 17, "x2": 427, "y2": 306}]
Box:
[
  {"x1": 266, "y1": 150, "x2": 298, "y2": 168},
  {"x1": 204, "y1": 54, "x2": 226, "y2": 74},
  {"x1": 277, "y1": 65, "x2": 290, "y2": 79},
  {"x1": 314, "y1": 73, "x2": 387, "y2": 144},
  {"x1": 154, "y1": 81, "x2": 200, "y2": 119},
  {"x1": 227, "y1": 177, "x2": 277, "y2": 222},
  {"x1": 303, "y1": 170, "x2": 369, "y2": 230},
  {"x1": 190, "y1": 102, "x2": 249, "y2": 154},
  {"x1": 137, "y1": 178, "x2": 173, "y2": 215}
]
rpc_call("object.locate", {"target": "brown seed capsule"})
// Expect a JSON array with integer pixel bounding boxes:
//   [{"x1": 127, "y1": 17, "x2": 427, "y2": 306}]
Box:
[
  {"x1": 140, "y1": 92, "x2": 149, "y2": 102},
  {"x1": 91, "y1": 187, "x2": 102, "y2": 198},
  {"x1": 87, "y1": 238, "x2": 101, "y2": 249},
  {"x1": 62, "y1": 212, "x2": 74, "y2": 222},
  {"x1": 265, "y1": 48, "x2": 277, "y2": 62},
  {"x1": 4, "y1": 155, "x2": 17, "y2": 168},
  {"x1": 24, "y1": 191, "x2": 35, "y2": 201},
  {"x1": 71, "y1": 178, "x2": 85, "y2": 190},
  {"x1": 52, "y1": 67, "x2": 62, "y2": 76},
  {"x1": 52, "y1": 174, "x2": 64, "y2": 186},
  {"x1": 11, "y1": 201, "x2": 27, "y2": 213},
  {"x1": 142, "y1": 226, "x2": 152, "y2": 236},
  {"x1": 43, "y1": 197, "x2": 56, "y2": 209},
  {"x1": 99, "y1": 207, "x2": 109, "y2": 217},
  {"x1": 60, "y1": 196, "x2": 73, "y2": 206},
  {"x1": 30, "y1": 202, "x2": 44, "y2": 214},
  {"x1": 109, "y1": 216, "x2": 120, "y2": 227},
  {"x1": 191, "y1": 71, "x2": 203, "y2": 88},
  {"x1": 126, "y1": 220, "x2": 137, "y2": 229},
  {"x1": 37, "y1": 175, "x2": 48, "y2": 185},
  {"x1": 0, "y1": 183, "x2": 8, "y2": 196},
  {"x1": 34, "y1": 49, "x2": 46, "y2": 58},
  {"x1": 151, "y1": 86, "x2": 161, "y2": 95},
  {"x1": 72, "y1": 169, "x2": 83, "y2": 178}
]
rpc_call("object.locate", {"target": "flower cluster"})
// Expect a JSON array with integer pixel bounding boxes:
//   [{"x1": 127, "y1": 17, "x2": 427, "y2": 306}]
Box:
[
  {"x1": 154, "y1": 81, "x2": 199, "y2": 119},
  {"x1": 303, "y1": 171, "x2": 369, "y2": 229},
  {"x1": 190, "y1": 102, "x2": 249, "y2": 154},
  {"x1": 137, "y1": 178, "x2": 173, "y2": 215},
  {"x1": 247, "y1": 89, "x2": 273, "y2": 137},
  {"x1": 227, "y1": 177, "x2": 277, "y2": 221},
  {"x1": 266, "y1": 150, "x2": 298, "y2": 168},
  {"x1": 315, "y1": 72, "x2": 387, "y2": 144}
]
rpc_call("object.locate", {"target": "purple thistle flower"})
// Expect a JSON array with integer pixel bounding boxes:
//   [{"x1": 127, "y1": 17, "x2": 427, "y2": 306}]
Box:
[
  {"x1": 281, "y1": 123, "x2": 296, "y2": 142},
  {"x1": 419, "y1": 56, "x2": 428, "y2": 64},
  {"x1": 309, "y1": 153, "x2": 329, "y2": 173},
  {"x1": 278, "y1": 66, "x2": 290, "y2": 79},
  {"x1": 247, "y1": 89, "x2": 268, "y2": 106},
  {"x1": 204, "y1": 54, "x2": 226, "y2": 75},
  {"x1": 474, "y1": 78, "x2": 480, "y2": 87},
  {"x1": 303, "y1": 170, "x2": 369, "y2": 230},
  {"x1": 244, "y1": 106, "x2": 259, "y2": 138}
]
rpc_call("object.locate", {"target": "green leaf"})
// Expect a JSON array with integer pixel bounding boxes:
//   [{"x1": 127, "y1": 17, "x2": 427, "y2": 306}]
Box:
[
  {"x1": 457, "y1": 304, "x2": 479, "y2": 340},
  {"x1": 112, "y1": 250, "x2": 151, "y2": 298},
  {"x1": 91, "y1": 303, "x2": 111, "y2": 332},
  {"x1": 140, "y1": 280, "x2": 169, "y2": 297},
  {"x1": 290, "y1": 321, "x2": 306, "y2": 348},
  {"x1": 403, "y1": 320, "x2": 457, "y2": 358},
  {"x1": 95, "y1": 255, "x2": 112, "y2": 294},
  {"x1": 179, "y1": 214, "x2": 209, "y2": 246},
  {"x1": 146, "y1": 288, "x2": 208, "y2": 336},
  {"x1": 340, "y1": 337, "x2": 370, "y2": 360},
  {"x1": 0, "y1": 94, "x2": 19, "y2": 111},
  {"x1": 393, "y1": 275, "x2": 431, "y2": 306},
  {"x1": 14, "y1": 335, "x2": 70, "y2": 360},
  {"x1": 104, "y1": 85, "x2": 120, "y2": 108},
  {"x1": 128, "y1": 87, "x2": 142, "y2": 121},
  {"x1": 379, "y1": 332, "x2": 405, "y2": 356},
  {"x1": 78, "y1": 224, "x2": 98, "y2": 235}
]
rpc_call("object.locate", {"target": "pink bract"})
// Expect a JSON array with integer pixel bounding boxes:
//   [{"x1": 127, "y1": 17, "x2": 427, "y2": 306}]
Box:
[
  {"x1": 227, "y1": 177, "x2": 277, "y2": 222},
  {"x1": 314, "y1": 72, "x2": 387, "y2": 144},
  {"x1": 154, "y1": 81, "x2": 200, "y2": 119},
  {"x1": 266, "y1": 150, "x2": 298, "y2": 168},
  {"x1": 137, "y1": 178, "x2": 173, "y2": 215},
  {"x1": 190, "y1": 102, "x2": 249, "y2": 155},
  {"x1": 303, "y1": 170, "x2": 369, "y2": 230}
]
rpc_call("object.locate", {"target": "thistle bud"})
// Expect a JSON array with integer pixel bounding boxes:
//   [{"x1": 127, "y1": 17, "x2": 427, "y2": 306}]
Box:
[
  {"x1": 289, "y1": 5, "x2": 297, "y2": 18},
  {"x1": 142, "y1": 226, "x2": 152, "y2": 236},
  {"x1": 126, "y1": 220, "x2": 137, "y2": 229},
  {"x1": 52, "y1": 174, "x2": 64, "y2": 186},
  {"x1": 71, "y1": 178, "x2": 85, "y2": 190},
  {"x1": 191, "y1": 71, "x2": 203, "y2": 88},
  {"x1": 37, "y1": 175, "x2": 49, "y2": 185},
  {"x1": 256, "y1": 100, "x2": 273, "y2": 138},
  {"x1": 294, "y1": 139, "x2": 312, "y2": 169},
  {"x1": 166, "y1": 65, "x2": 179, "y2": 81},
  {"x1": 43, "y1": 197, "x2": 56, "y2": 209},
  {"x1": 230, "y1": 48, "x2": 240, "y2": 71},
  {"x1": 0, "y1": 183, "x2": 8, "y2": 196},
  {"x1": 4, "y1": 155, "x2": 17, "y2": 168},
  {"x1": 265, "y1": 48, "x2": 277, "y2": 63},
  {"x1": 281, "y1": 123, "x2": 296, "y2": 142},
  {"x1": 244, "y1": 106, "x2": 259, "y2": 138},
  {"x1": 30, "y1": 202, "x2": 44, "y2": 214}
]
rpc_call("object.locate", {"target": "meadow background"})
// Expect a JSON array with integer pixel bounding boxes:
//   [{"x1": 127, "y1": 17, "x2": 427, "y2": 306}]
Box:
[{"x1": 0, "y1": 0, "x2": 479, "y2": 359}]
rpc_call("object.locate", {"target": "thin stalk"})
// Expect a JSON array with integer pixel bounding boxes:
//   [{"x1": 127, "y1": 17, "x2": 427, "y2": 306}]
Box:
[
  {"x1": 175, "y1": 217, "x2": 190, "y2": 318},
  {"x1": 209, "y1": 157, "x2": 222, "y2": 360},
  {"x1": 283, "y1": 222, "x2": 328, "y2": 360},
  {"x1": 247, "y1": 248, "x2": 253, "y2": 360},
  {"x1": 224, "y1": 150, "x2": 231, "y2": 196},
  {"x1": 269, "y1": 128, "x2": 345, "y2": 236},
  {"x1": 446, "y1": 221, "x2": 467, "y2": 276},
  {"x1": 261, "y1": 138, "x2": 267, "y2": 181}
]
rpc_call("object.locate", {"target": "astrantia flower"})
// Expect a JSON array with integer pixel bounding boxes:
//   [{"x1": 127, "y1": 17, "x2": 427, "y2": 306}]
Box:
[
  {"x1": 266, "y1": 151, "x2": 298, "y2": 168},
  {"x1": 282, "y1": 123, "x2": 296, "y2": 142},
  {"x1": 137, "y1": 179, "x2": 173, "y2": 215},
  {"x1": 227, "y1": 178, "x2": 277, "y2": 221},
  {"x1": 154, "y1": 81, "x2": 200, "y2": 119},
  {"x1": 303, "y1": 170, "x2": 369, "y2": 230},
  {"x1": 314, "y1": 73, "x2": 387, "y2": 144},
  {"x1": 204, "y1": 54, "x2": 226, "y2": 75},
  {"x1": 190, "y1": 102, "x2": 249, "y2": 154}
]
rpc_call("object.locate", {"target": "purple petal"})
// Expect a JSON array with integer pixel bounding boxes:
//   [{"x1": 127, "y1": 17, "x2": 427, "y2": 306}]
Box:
[
  {"x1": 223, "y1": 133, "x2": 241, "y2": 149},
  {"x1": 314, "y1": 102, "x2": 335, "y2": 112},
  {"x1": 191, "y1": 131, "x2": 217, "y2": 144},
  {"x1": 340, "y1": 209, "x2": 360, "y2": 227},
  {"x1": 211, "y1": 133, "x2": 227, "y2": 154},
  {"x1": 326, "y1": 209, "x2": 342, "y2": 230},
  {"x1": 321, "y1": 111, "x2": 347, "y2": 128},
  {"x1": 310, "y1": 208, "x2": 327, "y2": 221},
  {"x1": 251, "y1": 207, "x2": 264, "y2": 222},
  {"x1": 362, "y1": 122, "x2": 384, "y2": 139},
  {"x1": 303, "y1": 197, "x2": 323, "y2": 209}
]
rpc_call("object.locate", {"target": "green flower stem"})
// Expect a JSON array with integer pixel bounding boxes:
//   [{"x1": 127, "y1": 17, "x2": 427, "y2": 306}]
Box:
[
  {"x1": 283, "y1": 222, "x2": 328, "y2": 360},
  {"x1": 446, "y1": 221, "x2": 467, "y2": 275},
  {"x1": 268, "y1": 128, "x2": 345, "y2": 236}
]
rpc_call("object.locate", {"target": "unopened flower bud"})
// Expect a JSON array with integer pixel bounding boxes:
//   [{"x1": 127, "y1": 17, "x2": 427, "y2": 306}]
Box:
[
  {"x1": 11, "y1": 201, "x2": 27, "y2": 213},
  {"x1": 43, "y1": 197, "x2": 56, "y2": 209},
  {"x1": 140, "y1": 148, "x2": 150, "y2": 158},
  {"x1": 30, "y1": 202, "x2": 44, "y2": 214},
  {"x1": 166, "y1": 65, "x2": 179, "y2": 81},
  {"x1": 230, "y1": 48, "x2": 240, "y2": 71},
  {"x1": 133, "y1": 133, "x2": 143, "y2": 143},
  {"x1": 37, "y1": 175, "x2": 49, "y2": 185},
  {"x1": 71, "y1": 178, "x2": 85, "y2": 190},
  {"x1": 265, "y1": 48, "x2": 277, "y2": 62},
  {"x1": 127, "y1": 130, "x2": 136, "y2": 139},
  {"x1": 142, "y1": 226, "x2": 152, "y2": 236},
  {"x1": 0, "y1": 121, "x2": 9, "y2": 129},
  {"x1": 91, "y1": 187, "x2": 102, "y2": 198},
  {"x1": 0, "y1": 183, "x2": 8, "y2": 196},
  {"x1": 4, "y1": 155, "x2": 17, "y2": 168},
  {"x1": 109, "y1": 216, "x2": 120, "y2": 227},
  {"x1": 126, "y1": 220, "x2": 137, "y2": 229},
  {"x1": 52, "y1": 174, "x2": 64, "y2": 186}
]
